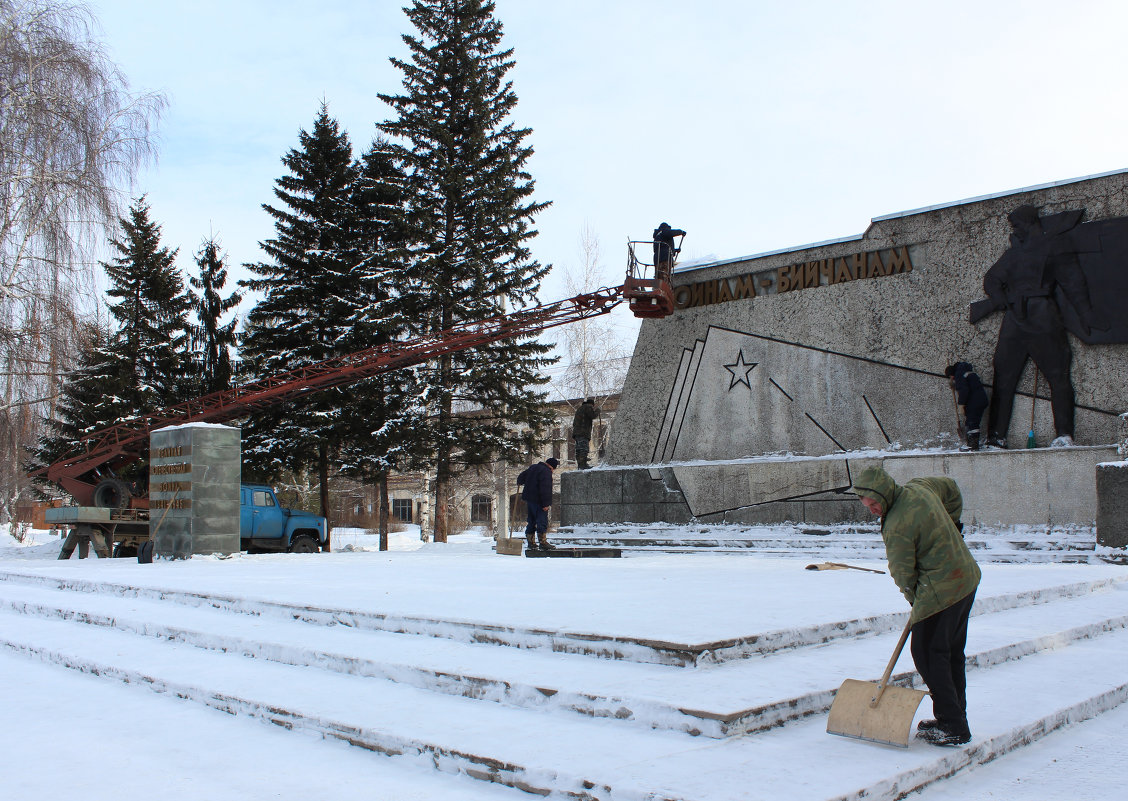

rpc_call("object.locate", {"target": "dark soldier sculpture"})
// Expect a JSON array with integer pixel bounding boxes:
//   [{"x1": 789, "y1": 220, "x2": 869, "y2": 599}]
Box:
[{"x1": 970, "y1": 205, "x2": 1109, "y2": 447}]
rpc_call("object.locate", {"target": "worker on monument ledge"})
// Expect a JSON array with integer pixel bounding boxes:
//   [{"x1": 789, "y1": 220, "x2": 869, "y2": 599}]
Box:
[{"x1": 572, "y1": 398, "x2": 597, "y2": 469}]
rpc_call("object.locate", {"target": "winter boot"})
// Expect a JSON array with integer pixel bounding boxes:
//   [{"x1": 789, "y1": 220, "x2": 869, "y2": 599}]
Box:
[
  {"x1": 918, "y1": 722, "x2": 971, "y2": 746},
  {"x1": 915, "y1": 719, "x2": 941, "y2": 735},
  {"x1": 966, "y1": 430, "x2": 980, "y2": 451},
  {"x1": 538, "y1": 537, "x2": 556, "y2": 551},
  {"x1": 526, "y1": 534, "x2": 538, "y2": 551}
]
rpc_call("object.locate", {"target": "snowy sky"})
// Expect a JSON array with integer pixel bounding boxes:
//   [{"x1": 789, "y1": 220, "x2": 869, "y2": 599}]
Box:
[{"x1": 85, "y1": 0, "x2": 1128, "y2": 347}]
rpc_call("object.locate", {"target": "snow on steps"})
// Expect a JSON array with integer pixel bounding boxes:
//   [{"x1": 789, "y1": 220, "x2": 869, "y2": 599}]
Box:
[
  {"x1": 2, "y1": 607, "x2": 1128, "y2": 801},
  {"x1": 0, "y1": 577, "x2": 1127, "y2": 740},
  {"x1": 0, "y1": 571, "x2": 1121, "y2": 667},
  {"x1": 555, "y1": 524, "x2": 1101, "y2": 563},
  {"x1": 1, "y1": 572, "x2": 1128, "y2": 799}
]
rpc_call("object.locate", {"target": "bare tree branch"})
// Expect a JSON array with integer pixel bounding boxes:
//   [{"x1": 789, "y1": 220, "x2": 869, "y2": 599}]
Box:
[{"x1": 0, "y1": 0, "x2": 164, "y2": 525}]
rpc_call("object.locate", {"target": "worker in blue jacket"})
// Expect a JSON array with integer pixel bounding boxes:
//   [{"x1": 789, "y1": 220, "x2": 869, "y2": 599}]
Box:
[{"x1": 517, "y1": 457, "x2": 558, "y2": 551}]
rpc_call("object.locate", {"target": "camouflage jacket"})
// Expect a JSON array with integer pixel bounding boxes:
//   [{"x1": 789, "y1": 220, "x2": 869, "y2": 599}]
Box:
[
  {"x1": 852, "y1": 466, "x2": 981, "y2": 624},
  {"x1": 572, "y1": 403, "x2": 597, "y2": 440}
]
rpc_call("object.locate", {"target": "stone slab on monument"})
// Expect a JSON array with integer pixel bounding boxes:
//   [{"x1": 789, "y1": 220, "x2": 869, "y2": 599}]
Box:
[
  {"x1": 150, "y1": 424, "x2": 241, "y2": 558},
  {"x1": 562, "y1": 446, "x2": 1116, "y2": 528}
]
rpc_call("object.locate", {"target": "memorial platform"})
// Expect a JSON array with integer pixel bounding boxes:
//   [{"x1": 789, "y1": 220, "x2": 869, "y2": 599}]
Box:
[{"x1": 2, "y1": 541, "x2": 1126, "y2": 800}]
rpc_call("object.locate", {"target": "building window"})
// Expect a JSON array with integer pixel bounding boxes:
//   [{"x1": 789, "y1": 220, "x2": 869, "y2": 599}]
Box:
[
  {"x1": 471, "y1": 494, "x2": 492, "y2": 523},
  {"x1": 391, "y1": 498, "x2": 412, "y2": 522}
]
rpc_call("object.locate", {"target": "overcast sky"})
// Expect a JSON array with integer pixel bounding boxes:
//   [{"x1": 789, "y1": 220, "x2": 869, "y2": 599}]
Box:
[{"x1": 87, "y1": 0, "x2": 1128, "y2": 347}]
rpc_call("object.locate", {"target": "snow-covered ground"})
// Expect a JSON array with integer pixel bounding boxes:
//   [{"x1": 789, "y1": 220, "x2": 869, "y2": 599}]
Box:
[{"x1": 2, "y1": 523, "x2": 1126, "y2": 800}]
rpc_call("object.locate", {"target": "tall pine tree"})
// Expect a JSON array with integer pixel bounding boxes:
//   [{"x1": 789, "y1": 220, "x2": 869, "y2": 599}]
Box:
[
  {"x1": 239, "y1": 104, "x2": 363, "y2": 534},
  {"x1": 380, "y1": 0, "x2": 555, "y2": 541},
  {"x1": 335, "y1": 136, "x2": 426, "y2": 550},
  {"x1": 102, "y1": 197, "x2": 192, "y2": 418},
  {"x1": 188, "y1": 235, "x2": 241, "y2": 397}
]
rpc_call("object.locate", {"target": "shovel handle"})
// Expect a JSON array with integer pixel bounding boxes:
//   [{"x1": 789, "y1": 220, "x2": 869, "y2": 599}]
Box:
[
  {"x1": 870, "y1": 618, "x2": 913, "y2": 707},
  {"x1": 826, "y1": 562, "x2": 886, "y2": 574}
]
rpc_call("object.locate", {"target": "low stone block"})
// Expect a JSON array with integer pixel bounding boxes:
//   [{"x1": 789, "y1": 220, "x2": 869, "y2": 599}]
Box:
[
  {"x1": 622, "y1": 468, "x2": 683, "y2": 504},
  {"x1": 560, "y1": 504, "x2": 593, "y2": 527},
  {"x1": 1097, "y1": 462, "x2": 1128, "y2": 549},
  {"x1": 562, "y1": 469, "x2": 624, "y2": 505},
  {"x1": 657, "y1": 502, "x2": 694, "y2": 525}
]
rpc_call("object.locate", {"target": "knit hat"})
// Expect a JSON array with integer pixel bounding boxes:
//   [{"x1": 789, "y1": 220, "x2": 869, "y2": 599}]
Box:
[{"x1": 545, "y1": 458, "x2": 560, "y2": 468}]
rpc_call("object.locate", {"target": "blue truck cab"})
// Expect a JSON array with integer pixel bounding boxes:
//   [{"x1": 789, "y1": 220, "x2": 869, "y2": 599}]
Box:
[{"x1": 240, "y1": 484, "x2": 327, "y2": 553}]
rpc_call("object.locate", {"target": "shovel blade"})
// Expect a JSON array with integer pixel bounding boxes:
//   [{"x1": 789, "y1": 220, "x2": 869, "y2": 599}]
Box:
[{"x1": 826, "y1": 679, "x2": 928, "y2": 748}]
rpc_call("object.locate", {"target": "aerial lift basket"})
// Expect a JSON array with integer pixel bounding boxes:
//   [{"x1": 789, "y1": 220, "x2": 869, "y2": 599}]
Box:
[{"x1": 624, "y1": 238, "x2": 677, "y2": 318}]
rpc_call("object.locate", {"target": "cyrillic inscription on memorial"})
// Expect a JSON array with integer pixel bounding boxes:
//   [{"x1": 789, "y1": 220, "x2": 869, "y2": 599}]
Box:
[{"x1": 674, "y1": 245, "x2": 914, "y2": 310}]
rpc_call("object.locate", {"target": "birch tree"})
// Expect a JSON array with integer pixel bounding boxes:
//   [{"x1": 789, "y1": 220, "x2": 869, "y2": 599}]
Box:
[
  {"x1": 555, "y1": 224, "x2": 631, "y2": 400},
  {"x1": 1, "y1": 0, "x2": 163, "y2": 526}
]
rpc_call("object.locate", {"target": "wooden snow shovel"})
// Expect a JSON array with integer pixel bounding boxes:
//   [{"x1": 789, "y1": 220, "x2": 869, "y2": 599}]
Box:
[
  {"x1": 805, "y1": 562, "x2": 885, "y2": 574},
  {"x1": 826, "y1": 618, "x2": 927, "y2": 747}
]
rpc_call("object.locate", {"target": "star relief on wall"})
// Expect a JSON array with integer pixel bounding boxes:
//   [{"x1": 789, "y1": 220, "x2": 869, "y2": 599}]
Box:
[{"x1": 723, "y1": 350, "x2": 757, "y2": 390}]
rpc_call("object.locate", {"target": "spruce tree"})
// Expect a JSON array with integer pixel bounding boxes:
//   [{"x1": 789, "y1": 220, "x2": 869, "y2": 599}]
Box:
[
  {"x1": 30, "y1": 321, "x2": 126, "y2": 488},
  {"x1": 379, "y1": 0, "x2": 555, "y2": 541},
  {"x1": 102, "y1": 197, "x2": 192, "y2": 417},
  {"x1": 334, "y1": 136, "x2": 426, "y2": 549},
  {"x1": 239, "y1": 104, "x2": 362, "y2": 528},
  {"x1": 188, "y1": 235, "x2": 241, "y2": 397}
]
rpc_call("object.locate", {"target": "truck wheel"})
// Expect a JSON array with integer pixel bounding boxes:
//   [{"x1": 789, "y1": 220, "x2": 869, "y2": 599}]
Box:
[
  {"x1": 93, "y1": 478, "x2": 132, "y2": 509},
  {"x1": 289, "y1": 535, "x2": 319, "y2": 554},
  {"x1": 112, "y1": 544, "x2": 138, "y2": 558}
]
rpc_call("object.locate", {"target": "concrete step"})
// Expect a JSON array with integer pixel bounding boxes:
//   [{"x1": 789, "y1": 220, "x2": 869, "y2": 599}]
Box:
[
  {"x1": 3, "y1": 601, "x2": 1128, "y2": 800},
  {"x1": 1, "y1": 569, "x2": 1121, "y2": 668},
  {"x1": 2, "y1": 575, "x2": 1125, "y2": 740}
]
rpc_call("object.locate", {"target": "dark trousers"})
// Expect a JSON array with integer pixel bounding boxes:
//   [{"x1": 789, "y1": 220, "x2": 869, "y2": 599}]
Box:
[
  {"x1": 574, "y1": 436, "x2": 590, "y2": 467},
  {"x1": 910, "y1": 590, "x2": 976, "y2": 732},
  {"x1": 964, "y1": 396, "x2": 988, "y2": 436},
  {"x1": 524, "y1": 504, "x2": 547, "y2": 538},
  {"x1": 988, "y1": 319, "x2": 1074, "y2": 440}
]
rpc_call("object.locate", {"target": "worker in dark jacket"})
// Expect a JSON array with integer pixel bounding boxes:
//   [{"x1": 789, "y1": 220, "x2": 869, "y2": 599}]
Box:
[
  {"x1": 652, "y1": 222, "x2": 686, "y2": 282},
  {"x1": 517, "y1": 457, "x2": 558, "y2": 551},
  {"x1": 945, "y1": 362, "x2": 989, "y2": 451},
  {"x1": 852, "y1": 465, "x2": 981, "y2": 747},
  {"x1": 571, "y1": 399, "x2": 597, "y2": 469}
]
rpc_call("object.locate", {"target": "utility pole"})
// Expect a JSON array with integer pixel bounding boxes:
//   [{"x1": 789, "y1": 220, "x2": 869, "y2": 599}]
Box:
[
  {"x1": 493, "y1": 294, "x2": 510, "y2": 543},
  {"x1": 493, "y1": 448, "x2": 509, "y2": 541}
]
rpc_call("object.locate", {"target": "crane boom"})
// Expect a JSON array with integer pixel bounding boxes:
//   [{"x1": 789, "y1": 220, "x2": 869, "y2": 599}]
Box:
[{"x1": 36, "y1": 285, "x2": 630, "y2": 506}]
